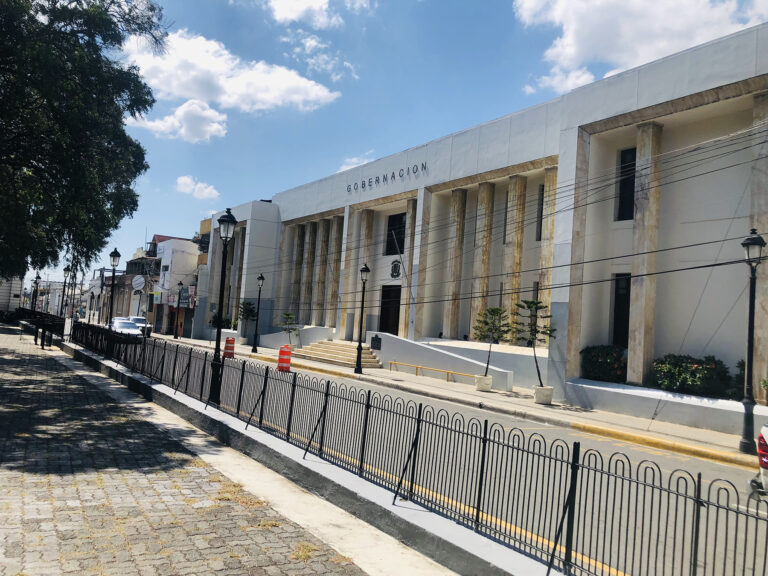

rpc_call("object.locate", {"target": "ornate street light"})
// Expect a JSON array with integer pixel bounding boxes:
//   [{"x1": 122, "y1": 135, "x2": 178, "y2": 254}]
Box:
[
  {"x1": 354, "y1": 263, "x2": 371, "y2": 375},
  {"x1": 739, "y1": 228, "x2": 766, "y2": 454},
  {"x1": 251, "y1": 273, "x2": 265, "y2": 353},
  {"x1": 174, "y1": 281, "x2": 183, "y2": 339},
  {"x1": 108, "y1": 248, "x2": 120, "y2": 326},
  {"x1": 59, "y1": 265, "x2": 71, "y2": 316},
  {"x1": 209, "y1": 208, "x2": 237, "y2": 405}
]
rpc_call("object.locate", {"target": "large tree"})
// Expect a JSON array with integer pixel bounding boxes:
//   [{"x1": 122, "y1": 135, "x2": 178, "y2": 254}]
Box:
[{"x1": 0, "y1": 0, "x2": 165, "y2": 278}]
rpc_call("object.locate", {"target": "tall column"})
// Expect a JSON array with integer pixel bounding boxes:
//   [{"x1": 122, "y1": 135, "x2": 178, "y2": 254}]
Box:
[
  {"x1": 411, "y1": 188, "x2": 431, "y2": 340},
  {"x1": 504, "y1": 175, "x2": 527, "y2": 315},
  {"x1": 538, "y1": 167, "x2": 558, "y2": 312},
  {"x1": 442, "y1": 189, "x2": 467, "y2": 339},
  {"x1": 325, "y1": 215, "x2": 343, "y2": 328},
  {"x1": 338, "y1": 209, "x2": 357, "y2": 339},
  {"x1": 752, "y1": 93, "x2": 768, "y2": 404},
  {"x1": 470, "y1": 182, "x2": 494, "y2": 334},
  {"x1": 289, "y1": 224, "x2": 305, "y2": 321},
  {"x1": 399, "y1": 198, "x2": 417, "y2": 338},
  {"x1": 566, "y1": 130, "x2": 591, "y2": 379},
  {"x1": 300, "y1": 221, "x2": 317, "y2": 325},
  {"x1": 273, "y1": 225, "x2": 293, "y2": 325},
  {"x1": 312, "y1": 219, "x2": 330, "y2": 326},
  {"x1": 353, "y1": 209, "x2": 374, "y2": 341},
  {"x1": 627, "y1": 122, "x2": 663, "y2": 386}
]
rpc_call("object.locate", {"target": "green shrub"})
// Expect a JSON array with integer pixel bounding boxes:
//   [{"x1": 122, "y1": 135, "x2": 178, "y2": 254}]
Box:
[
  {"x1": 580, "y1": 345, "x2": 627, "y2": 383},
  {"x1": 651, "y1": 354, "x2": 731, "y2": 398}
]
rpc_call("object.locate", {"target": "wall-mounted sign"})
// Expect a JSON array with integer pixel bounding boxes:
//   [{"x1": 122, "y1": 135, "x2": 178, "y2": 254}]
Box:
[
  {"x1": 179, "y1": 286, "x2": 190, "y2": 309},
  {"x1": 131, "y1": 275, "x2": 146, "y2": 291},
  {"x1": 152, "y1": 291, "x2": 162, "y2": 304},
  {"x1": 346, "y1": 162, "x2": 427, "y2": 194},
  {"x1": 390, "y1": 260, "x2": 401, "y2": 279}
]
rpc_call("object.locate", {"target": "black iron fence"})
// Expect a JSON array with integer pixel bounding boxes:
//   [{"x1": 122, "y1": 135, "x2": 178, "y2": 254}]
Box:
[
  {"x1": 71, "y1": 323, "x2": 768, "y2": 575},
  {"x1": 16, "y1": 308, "x2": 65, "y2": 340}
]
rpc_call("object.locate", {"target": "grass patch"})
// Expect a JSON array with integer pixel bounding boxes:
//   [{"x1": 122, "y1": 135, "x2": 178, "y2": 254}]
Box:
[
  {"x1": 331, "y1": 554, "x2": 354, "y2": 565},
  {"x1": 258, "y1": 519, "x2": 281, "y2": 529},
  {"x1": 214, "y1": 482, "x2": 266, "y2": 509},
  {"x1": 290, "y1": 542, "x2": 318, "y2": 562}
]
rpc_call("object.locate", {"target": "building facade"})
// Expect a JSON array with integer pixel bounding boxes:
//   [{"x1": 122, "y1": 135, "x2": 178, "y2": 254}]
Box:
[{"x1": 200, "y1": 24, "x2": 768, "y2": 400}]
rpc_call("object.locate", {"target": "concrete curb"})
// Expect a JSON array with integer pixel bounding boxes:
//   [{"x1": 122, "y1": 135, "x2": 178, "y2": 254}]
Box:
[
  {"x1": 58, "y1": 341, "x2": 516, "y2": 576},
  {"x1": 247, "y1": 350, "x2": 755, "y2": 470}
]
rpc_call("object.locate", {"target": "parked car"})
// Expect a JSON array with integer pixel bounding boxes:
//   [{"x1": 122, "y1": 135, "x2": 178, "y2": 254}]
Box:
[
  {"x1": 128, "y1": 316, "x2": 152, "y2": 337},
  {"x1": 109, "y1": 318, "x2": 144, "y2": 339},
  {"x1": 749, "y1": 424, "x2": 768, "y2": 497}
]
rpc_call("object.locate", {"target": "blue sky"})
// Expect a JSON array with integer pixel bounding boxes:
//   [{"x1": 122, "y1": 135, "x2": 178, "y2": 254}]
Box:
[{"x1": 35, "y1": 0, "x2": 768, "y2": 285}]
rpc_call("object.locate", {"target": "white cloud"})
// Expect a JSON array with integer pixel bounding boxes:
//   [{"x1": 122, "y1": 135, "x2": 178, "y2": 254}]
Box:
[
  {"x1": 128, "y1": 99, "x2": 227, "y2": 142},
  {"x1": 337, "y1": 149, "x2": 375, "y2": 172},
  {"x1": 267, "y1": 0, "x2": 343, "y2": 29},
  {"x1": 523, "y1": 84, "x2": 536, "y2": 95},
  {"x1": 125, "y1": 30, "x2": 340, "y2": 114},
  {"x1": 281, "y1": 28, "x2": 357, "y2": 82},
  {"x1": 514, "y1": 0, "x2": 768, "y2": 94},
  {"x1": 176, "y1": 175, "x2": 220, "y2": 200},
  {"x1": 345, "y1": 0, "x2": 375, "y2": 13}
]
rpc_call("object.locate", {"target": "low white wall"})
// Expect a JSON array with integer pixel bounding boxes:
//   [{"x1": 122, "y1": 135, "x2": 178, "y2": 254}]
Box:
[
  {"x1": 564, "y1": 378, "x2": 768, "y2": 435},
  {"x1": 259, "y1": 326, "x2": 333, "y2": 350},
  {"x1": 366, "y1": 332, "x2": 514, "y2": 391}
]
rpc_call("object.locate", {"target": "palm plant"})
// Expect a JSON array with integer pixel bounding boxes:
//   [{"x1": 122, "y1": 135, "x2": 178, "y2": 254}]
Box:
[
  {"x1": 472, "y1": 307, "x2": 513, "y2": 377},
  {"x1": 511, "y1": 299, "x2": 556, "y2": 387}
]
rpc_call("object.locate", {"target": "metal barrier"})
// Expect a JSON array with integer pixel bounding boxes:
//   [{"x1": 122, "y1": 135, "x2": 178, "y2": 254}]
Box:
[
  {"x1": 70, "y1": 323, "x2": 767, "y2": 575},
  {"x1": 389, "y1": 360, "x2": 476, "y2": 382},
  {"x1": 15, "y1": 308, "x2": 66, "y2": 345}
]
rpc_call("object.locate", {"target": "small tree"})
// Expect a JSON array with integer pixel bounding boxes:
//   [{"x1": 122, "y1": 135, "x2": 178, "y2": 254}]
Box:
[
  {"x1": 279, "y1": 312, "x2": 299, "y2": 347},
  {"x1": 472, "y1": 307, "x2": 513, "y2": 377},
  {"x1": 511, "y1": 300, "x2": 556, "y2": 387},
  {"x1": 238, "y1": 301, "x2": 257, "y2": 333}
]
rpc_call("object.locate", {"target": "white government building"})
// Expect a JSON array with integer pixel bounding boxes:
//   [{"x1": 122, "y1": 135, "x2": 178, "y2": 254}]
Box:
[{"x1": 193, "y1": 23, "x2": 768, "y2": 419}]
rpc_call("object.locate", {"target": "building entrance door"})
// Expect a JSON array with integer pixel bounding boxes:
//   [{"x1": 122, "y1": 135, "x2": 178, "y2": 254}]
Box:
[
  {"x1": 612, "y1": 274, "x2": 631, "y2": 348},
  {"x1": 379, "y1": 285, "x2": 401, "y2": 335}
]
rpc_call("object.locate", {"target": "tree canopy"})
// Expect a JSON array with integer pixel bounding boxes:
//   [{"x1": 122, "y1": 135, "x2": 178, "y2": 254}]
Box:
[{"x1": 0, "y1": 0, "x2": 166, "y2": 279}]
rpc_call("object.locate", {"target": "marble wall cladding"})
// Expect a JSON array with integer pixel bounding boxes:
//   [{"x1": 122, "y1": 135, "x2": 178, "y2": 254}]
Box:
[
  {"x1": 442, "y1": 189, "x2": 467, "y2": 339},
  {"x1": 325, "y1": 215, "x2": 343, "y2": 328},
  {"x1": 290, "y1": 224, "x2": 305, "y2": 321},
  {"x1": 470, "y1": 182, "x2": 495, "y2": 334},
  {"x1": 504, "y1": 175, "x2": 527, "y2": 315},
  {"x1": 413, "y1": 188, "x2": 431, "y2": 340},
  {"x1": 752, "y1": 93, "x2": 768, "y2": 403},
  {"x1": 312, "y1": 219, "x2": 330, "y2": 327},
  {"x1": 398, "y1": 198, "x2": 417, "y2": 338},
  {"x1": 353, "y1": 210, "x2": 374, "y2": 341}
]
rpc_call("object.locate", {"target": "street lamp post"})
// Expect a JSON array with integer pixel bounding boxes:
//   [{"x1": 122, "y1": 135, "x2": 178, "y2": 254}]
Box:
[
  {"x1": 31, "y1": 273, "x2": 40, "y2": 311},
  {"x1": 59, "y1": 265, "x2": 70, "y2": 316},
  {"x1": 251, "y1": 273, "x2": 265, "y2": 353},
  {"x1": 174, "y1": 281, "x2": 183, "y2": 339},
  {"x1": 740, "y1": 228, "x2": 766, "y2": 454},
  {"x1": 209, "y1": 208, "x2": 238, "y2": 405},
  {"x1": 354, "y1": 264, "x2": 370, "y2": 375},
  {"x1": 108, "y1": 248, "x2": 120, "y2": 326}
]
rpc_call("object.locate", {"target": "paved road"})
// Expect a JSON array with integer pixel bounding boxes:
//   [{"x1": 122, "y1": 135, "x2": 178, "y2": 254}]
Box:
[{"x1": 0, "y1": 327, "x2": 366, "y2": 576}]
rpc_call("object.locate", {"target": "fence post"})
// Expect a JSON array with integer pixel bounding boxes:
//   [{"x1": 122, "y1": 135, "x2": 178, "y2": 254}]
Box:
[
  {"x1": 159, "y1": 341, "x2": 168, "y2": 383},
  {"x1": 184, "y1": 347, "x2": 192, "y2": 393},
  {"x1": 358, "y1": 389, "x2": 372, "y2": 476},
  {"x1": 285, "y1": 372, "x2": 299, "y2": 441},
  {"x1": 563, "y1": 442, "x2": 581, "y2": 573},
  {"x1": 690, "y1": 472, "x2": 703, "y2": 576},
  {"x1": 171, "y1": 344, "x2": 179, "y2": 387},
  {"x1": 317, "y1": 381, "x2": 331, "y2": 457},
  {"x1": 235, "y1": 361, "x2": 247, "y2": 415},
  {"x1": 199, "y1": 352, "x2": 208, "y2": 401},
  {"x1": 408, "y1": 403, "x2": 424, "y2": 501},
  {"x1": 473, "y1": 419, "x2": 489, "y2": 530},
  {"x1": 258, "y1": 367, "x2": 269, "y2": 428}
]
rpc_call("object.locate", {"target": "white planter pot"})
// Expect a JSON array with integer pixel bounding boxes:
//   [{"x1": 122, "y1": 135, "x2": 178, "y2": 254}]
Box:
[
  {"x1": 237, "y1": 337, "x2": 248, "y2": 345},
  {"x1": 534, "y1": 386, "x2": 554, "y2": 405},
  {"x1": 475, "y1": 375, "x2": 493, "y2": 392}
]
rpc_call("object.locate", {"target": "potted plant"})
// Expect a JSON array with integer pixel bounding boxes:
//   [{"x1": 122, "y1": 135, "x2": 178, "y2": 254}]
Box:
[
  {"x1": 279, "y1": 312, "x2": 300, "y2": 348},
  {"x1": 511, "y1": 299, "x2": 557, "y2": 404},
  {"x1": 472, "y1": 307, "x2": 513, "y2": 391}
]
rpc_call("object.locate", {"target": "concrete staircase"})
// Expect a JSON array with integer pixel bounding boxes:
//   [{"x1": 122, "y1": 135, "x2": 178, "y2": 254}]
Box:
[{"x1": 292, "y1": 340, "x2": 382, "y2": 369}]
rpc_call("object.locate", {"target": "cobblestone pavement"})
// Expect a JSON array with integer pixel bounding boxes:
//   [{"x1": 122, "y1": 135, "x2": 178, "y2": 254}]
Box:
[{"x1": 0, "y1": 327, "x2": 366, "y2": 576}]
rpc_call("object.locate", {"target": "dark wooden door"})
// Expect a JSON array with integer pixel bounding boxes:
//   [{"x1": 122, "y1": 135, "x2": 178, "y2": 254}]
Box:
[
  {"x1": 379, "y1": 285, "x2": 401, "y2": 335},
  {"x1": 612, "y1": 274, "x2": 631, "y2": 348}
]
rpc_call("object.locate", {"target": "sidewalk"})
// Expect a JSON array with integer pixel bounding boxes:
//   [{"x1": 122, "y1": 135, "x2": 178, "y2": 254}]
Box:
[
  {"x1": 152, "y1": 333, "x2": 755, "y2": 469},
  {"x1": 0, "y1": 327, "x2": 452, "y2": 576}
]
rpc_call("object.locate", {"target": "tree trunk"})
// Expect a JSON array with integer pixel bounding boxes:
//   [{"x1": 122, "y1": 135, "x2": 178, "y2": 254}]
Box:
[
  {"x1": 485, "y1": 339, "x2": 492, "y2": 377},
  {"x1": 532, "y1": 342, "x2": 543, "y2": 387}
]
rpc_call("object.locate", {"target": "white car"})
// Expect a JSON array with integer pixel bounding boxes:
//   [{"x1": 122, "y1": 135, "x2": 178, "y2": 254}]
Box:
[
  {"x1": 128, "y1": 316, "x2": 152, "y2": 336},
  {"x1": 110, "y1": 319, "x2": 143, "y2": 338}
]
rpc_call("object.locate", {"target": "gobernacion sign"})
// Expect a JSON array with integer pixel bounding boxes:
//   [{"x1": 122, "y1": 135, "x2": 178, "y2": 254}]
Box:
[{"x1": 347, "y1": 162, "x2": 427, "y2": 194}]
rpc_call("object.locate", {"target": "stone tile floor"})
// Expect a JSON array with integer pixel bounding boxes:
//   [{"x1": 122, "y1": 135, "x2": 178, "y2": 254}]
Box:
[{"x1": 0, "y1": 327, "x2": 366, "y2": 576}]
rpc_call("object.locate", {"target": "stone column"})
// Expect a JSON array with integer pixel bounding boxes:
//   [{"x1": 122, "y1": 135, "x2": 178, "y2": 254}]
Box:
[
  {"x1": 398, "y1": 198, "x2": 417, "y2": 337},
  {"x1": 627, "y1": 122, "x2": 663, "y2": 386},
  {"x1": 538, "y1": 167, "x2": 558, "y2": 313},
  {"x1": 299, "y1": 221, "x2": 317, "y2": 325},
  {"x1": 470, "y1": 182, "x2": 495, "y2": 333},
  {"x1": 289, "y1": 224, "x2": 305, "y2": 321},
  {"x1": 325, "y1": 215, "x2": 343, "y2": 328},
  {"x1": 411, "y1": 188, "x2": 431, "y2": 340},
  {"x1": 353, "y1": 209, "x2": 374, "y2": 341},
  {"x1": 752, "y1": 93, "x2": 768, "y2": 404},
  {"x1": 273, "y1": 225, "x2": 293, "y2": 325},
  {"x1": 442, "y1": 189, "x2": 467, "y2": 339},
  {"x1": 566, "y1": 130, "x2": 591, "y2": 379},
  {"x1": 312, "y1": 219, "x2": 330, "y2": 326},
  {"x1": 504, "y1": 175, "x2": 527, "y2": 315},
  {"x1": 338, "y1": 209, "x2": 357, "y2": 339}
]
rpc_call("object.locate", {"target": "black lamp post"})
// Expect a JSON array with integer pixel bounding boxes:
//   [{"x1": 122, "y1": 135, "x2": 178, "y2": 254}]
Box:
[
  {"x1": 251, "y1": 273, "x2": 265, "y2": 353},
  {"x1": 31, "y1": 273, "x2": 40, "y2": 311},
  {"x1": 59, "y1": 265, "x2": 70, "y2": 316},
  {"x1": 209, "y1": 208, "x2": 237, "y2": 405},
  {"x1": 354, "y1": 263, "x2": 370, "y2": 375},
  {"x1": 108, "y1": 248, "x2": 120, "y2": 326},
  {"x1": 739, "y1": 228, "x2": 766, "y2": 454},
  {"x1": 174, "y1": 281, "x2": 183, "y2": 339}
]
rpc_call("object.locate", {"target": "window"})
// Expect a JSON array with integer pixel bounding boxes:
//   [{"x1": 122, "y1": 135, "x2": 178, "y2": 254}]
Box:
[
  {"x1": 616, "y1": 148, "x2": 636, "y2": 221},
  {"x1": 535, "y1": 184, "x2": 545, "y2": 241},
  {"x1": 385, "y1": 212, "x2": 406, "y2": 256}
]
